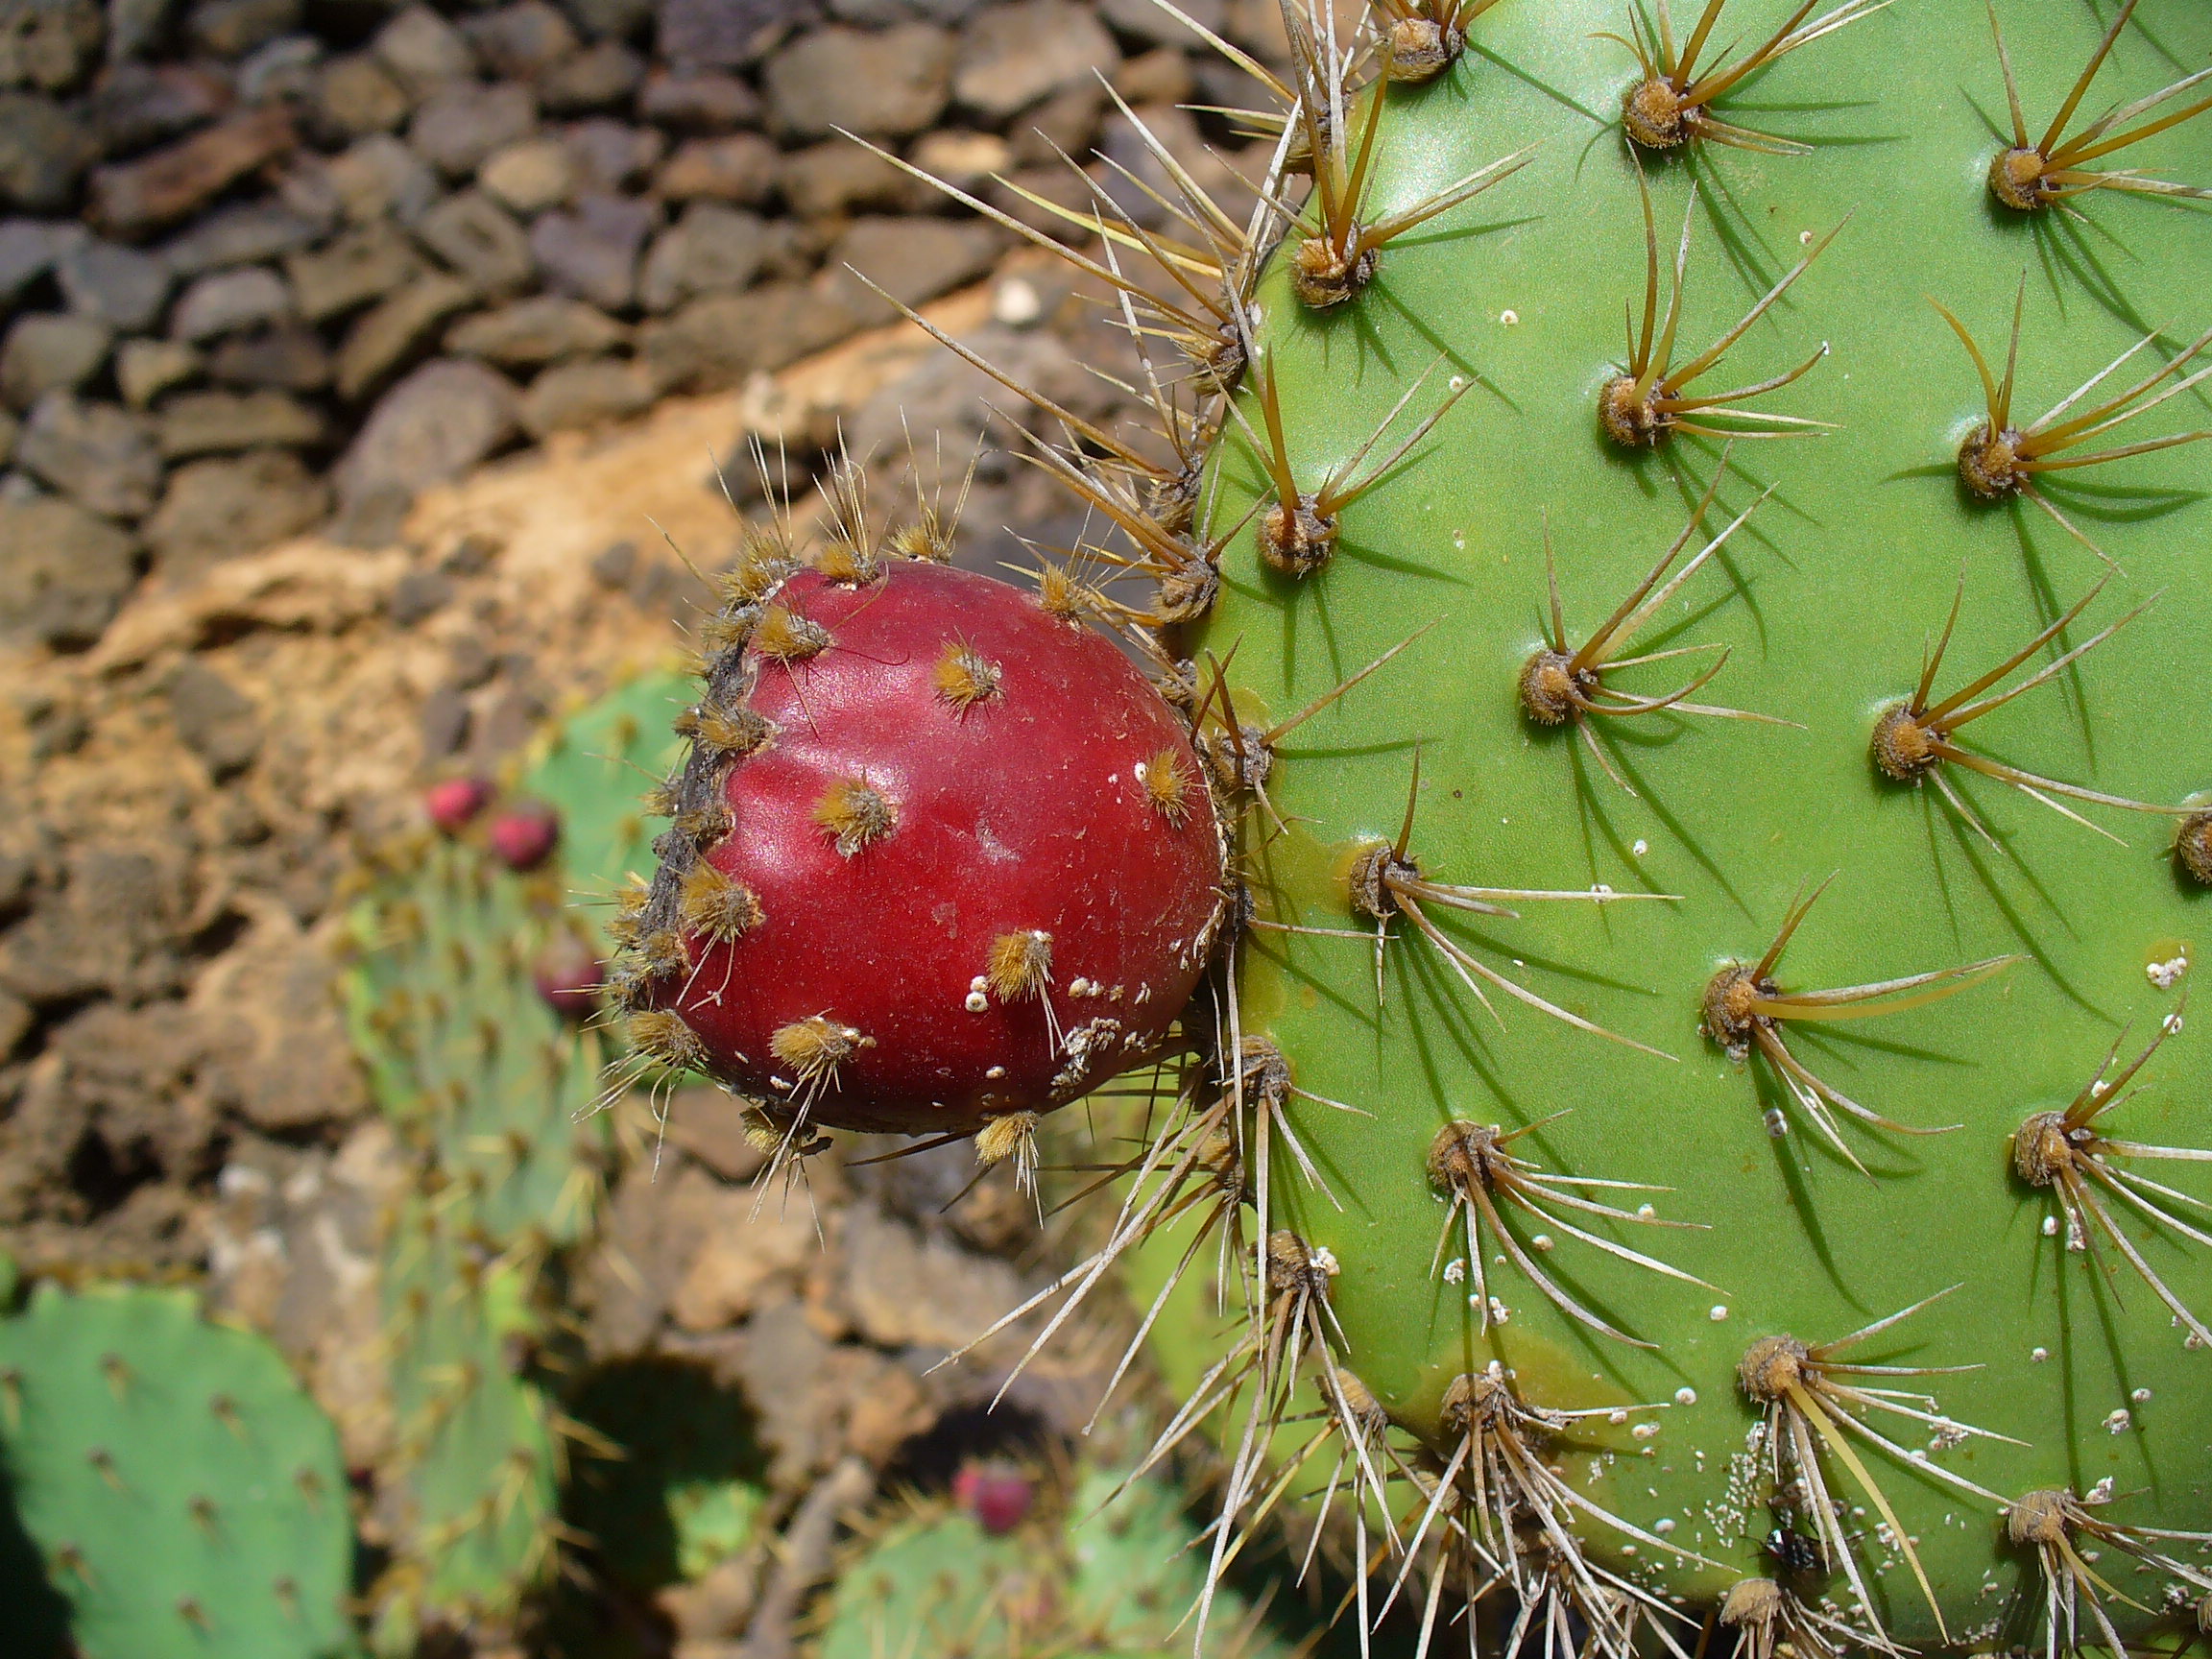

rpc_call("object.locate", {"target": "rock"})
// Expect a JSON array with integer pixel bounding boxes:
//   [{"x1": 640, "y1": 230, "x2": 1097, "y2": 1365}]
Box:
[
  {"x1": 87, "y1": 62, "x2": 227, "y2": 158},
  {"x1": 408, "y1": 78, "x2": 536, "y2": 178},
  {"x1": 831, "y1": 0, "x2": 979, "y2": 21},
  {"x1": 165, "y1": 657, "x2": 260, "y2": 777},
  {"x1": 312, "y1": 53, "x2": 409, "y2": 139},
  {"x1": 764, "y1": 22, "x2": 949, "y2": 140},
  {"x1": 195, "y1": 921, "x2": 367, "y2": 1132},
  {"x1": 825, "y1": 214, "x2": 999, "y2": 323},
  {"x1": 187, "y1": 0, "x2": 297, "y2": 59},
  {"x1": 562, "y1": 0, "x2": 649, "y2": 42},
  {"x1": 16, "y1": 393, "x2": 159, "y2": 516},
  {"x1": 106, "y1": 0, "x2": 168, "y2": 60},
  {"x1": 637, "y1": 276, "x2": 854, "y2": 392},
  {"x1": 658, "y1": 0, "x2": 812, "y2": 73},
  {"x1": 154, "y1": 387, "x2": 325, "y2": 457},
  {"x1": 539, "y1": 37, "x2": 639, "y2": 111},
  {"x1": 1005, "y1": 79, "x2": 1101, "y2": 164},
  {"x1": 516, "y1": 352, "x2": 650, "y2": 436},
  {"x1": 666, "y1": 1172, "x2": 814, "y2": 1332},
  {"x1": 0, "y1": 0, "x2": 105, "y2": 93},
  {"x1": 908, "y1": 127, "x2": 1010, "y2": 189},
  {"x1": 371, "y1": 4, "x2": 474, "y2": 99},
  {"x1": 88, "y1": 107, "x2": 294, "y2": 237},
  {"x1": 0, "y1": 493, "x2": 136, "y2": 645},
  {"x1": 157, "y1": 200, "x2": 326, "y2": 276},
  {"x1": 637, "y1": 201, "x2": 763, "y2": 312},
  {"x1": 0, "y1": 213, "x2": 59, "y2": 299},
  {"x1": 334, "y1": 355, "x2": 516, "y2": 525},
  {"x1": 1096, "y1": 0, "x2": 1220, "y2": 42},
  {"x1": 653, "y1": 131, "x2": 773, "y2": 204},
  {"x1": 54, "y1": 234, "x2": 169, "y2": 328},
  {"x1": 444, "y1": 292, "x2": 623, "y2": 367},
  {"x1": 145, "y1": 446, "x2": 326, "y2": 572},
  {"x1": 206, "y1": 320, "x2": 328, "y2": 389},
  {"x1": 0, "y1": 91, "x2": 95, "y2": 211},
  {"x1": 334, "y1": 269, "x2": 473, "y2": 399},
  {"x1": 563, "y1": 115, "x2": 662, "y2": 191},
  {"x1": 955, "y1": 0, "x2": 1117, "y2": 121},
  {"x1": 477, "y1": 135, "x2": 573, "y2": 212},
  {"x1": 169, "y1": 263, "x2": 294, "y2": 341},
  {"x1": 1110, "y1": 42, "x2": 1190, "y2": 106},
  {"x1": 529, "y1": 191, "x2": 651, "y2": 310},
  {"x1": 236, "y1": 34, "x2": 322, "y2": 105},
  {"x1": 637, "y1": 67, "x2": 759, "y2": 132},
  {"x1": 462, "y1": 0, "x2": 576, "y2": 79},
  {"x1": 115, "y1": 336, "x2": 200, "y2": 406},
  {"x1": 779, "y1": 138, "x2": 928, "y2": 218},
  {"x1": 413, "y1": 187, "x2": 533, "y2": 295},
  {"x1": 0, "y1": 312, "x2": 111, "y2": 408},
  {"x1": 283, "y1": 219, "x2": 419, "y2": 323},
  {"x1": 840, "y1": 1207, "x2": 1025, "y2": 1352},
  {"x1": 323, "y1": 132, "x2": 439, "y2": 225}
]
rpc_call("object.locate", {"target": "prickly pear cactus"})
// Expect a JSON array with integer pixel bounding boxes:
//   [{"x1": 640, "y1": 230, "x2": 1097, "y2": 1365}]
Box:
[
  {"x1": 346, "y1": 673, "x2": 687, "y2": 1648},
  {"x1": 847, "y1": 0, "x2": 2212, "y2": 1650},
  {"x1": 0, "y1": 1278, "x2": 354, "y2": 1659}
]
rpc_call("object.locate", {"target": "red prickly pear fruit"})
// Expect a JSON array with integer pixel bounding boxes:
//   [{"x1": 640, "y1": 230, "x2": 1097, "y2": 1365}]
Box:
[
  {"x1": 533, "y1": 931, "x2": 603, "y2": 1020},
  {"x1": 952, "y1": 1460, "x2": 1035, "y2": 1535},
  {"x1": 488, "y1": 801, "x2": 560, "y2": 871},
  {"x1": 424, "y1": 775, "x2": 492, "y2": 833},
  {"x1": 624, "y1": 560, "x2": 1223, "y2": 1138}
]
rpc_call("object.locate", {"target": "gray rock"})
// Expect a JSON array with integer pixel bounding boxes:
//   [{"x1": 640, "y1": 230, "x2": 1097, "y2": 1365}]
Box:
[
  {"x1": 463, "y1": 0, "x2": 575, "y2": 79},
  {"x1": 0, "y1": 0, "x2": 106, "y2": 93},
  {"x1": 763, "y1": 22, "x2": 950, "y2": 140},
  {"x1": 539, "y1": 37, "x2": 639, "y2": 111},
  {"x1": 830, "y1": 0, "x2": 980, "y2": 22},
  {"x1": 166, "y1": 659, "x2": 260, "y2": 778},
  {"x1": 115, "y1": 337, "x2": 200, "y2": 406},
  {"x1": 0, "y1": 91, "x2": 96, "y2": 212},
  {"x1": 637, "y1": 67, "x2": 760, "y2": 131},
  {"x1": 54, "y1": 236, "x2": 170, "y2": 329},
  {"x1": 445, "y1": 292, "x2": 625, "y2": 367},
  {"x1": 954, "y1": 0, "x2": 1117, "y2": 121},
  {"x1": 1096, "y1": 0, "x2": 1220, "y2": 45},
  {"x1": 414, "y1": 187, "x2": 533, "y2": 295},
  {"x1": 0, "y1": 312, "x2": 111, "y2": 408},
  {"x1": 1006, "y1": 79, "x2": 1102, "y2": 164},
  {"x1": 158, "y1": 202, "x2": 328, "y2": 276},
  {"x1": 517, "y1": 352, "x2": 651, "y2": 436},
  {"x1": 333, "y1": 354, "x2": 516, "y2": 533},
  {"x1": 334, "y1": 269, "x2": 474, "y2": 399},
  {"x1": 825, "y1": 214, "x2": 1000, "y2": 322},
  {"x1": 0, "y1": 214, "x2": 58, "y2": 299},
  {"x1": 169, "y1": 264, "x2": 295, "y2": 341},
  {"x1": 477, "y1": 135, "x2": 573, "y2": 213},
  {"x1": 563, "y1": 0, "x2": 649, "y2": 42},
  {"x1": 637, "y1": 200, "x2": 763, "y2": 312},
  {"x1": 16, "y1": 393, "x2": 160, "y2": 516},
  {"x1": 235, "y1": 32, "x2": 320, "y2": 102},
  {"x1": 372, "y1": 4, "x2": 474, "y2": 99},
  {"x1": 658, "y1": 0, "x2": 812, "y2": 72},
  {"x1": 285, "y1": 219, "x2": 420, "y2": 322},
  {"x1": 654, "y1": 131, "x2": 774, "y2": 203},
  {"x1": 205, "y1": 321, "x2": 328, "y2": 389},
  {"x1": 187, "y1": 0, "x2": 296, "y2": 58},
  {"x1": 386, "y1": 565, "x2": 450, "y2": 622},
  {"x1": 145, "y1": 447, "x2": 326, "y2": 574},
  {"x1": 529, "y1": 191, "x2": 651, "y2": 309},
  {"x1": 106, "y1": 0, "x2": 170, "y2": 61},
  {"x1": 0, "y1": 493, "x2": 136, "y2": 644},
  {"x1": 324, "y1": 132, "x2": 440, "y2": 225},
  {"x1": 313, "y1": 53, "x2": 410, "y2": 140},
  {"x1": 408, "y1": 78, "x2": 536, "y2": 178},
  {"x1": 638, "y1": 276, "x2": 855, "y2": 392},
  {"x1": 87, "y1": 62, "x2": 228, "y2": 157},
  {"x1": 563, "y1": 115, "x2": 663, "y2": 191},
  {"x1": 155, "y1": 387, "x2": 325, "y2": 458}
]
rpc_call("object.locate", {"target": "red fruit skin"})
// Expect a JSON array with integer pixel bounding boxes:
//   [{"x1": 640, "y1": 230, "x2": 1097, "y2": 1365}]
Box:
[
  {"x1": 488, "y1": 802, "x2": 560, "y2": 871},
  {"x1": 534, "y1": 934, "x2": 604, "y2": 1021},
  {"x1": 952, "y1": 1462, "x2": 1035, "y2": 1535},
  {"x1": 668, "y1": 563, "x2": 1221, "y2": 1136},
  {"x1": 424, "y1": 775, "x2": 492, "y2": 833}
]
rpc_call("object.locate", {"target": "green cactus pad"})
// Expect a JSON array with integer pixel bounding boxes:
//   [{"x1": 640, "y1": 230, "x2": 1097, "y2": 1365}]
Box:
[
  {"x1": 1180, "y1": 0, "x2": 2212, "y2": 1646},
  {"x1": 0, "y1": 1282, "x2": 354, "y2": 1659}
]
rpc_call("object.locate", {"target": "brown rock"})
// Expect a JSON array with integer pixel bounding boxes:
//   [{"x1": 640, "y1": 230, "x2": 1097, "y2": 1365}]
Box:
[
  {"x1": 313, "y1": 53, "x2": 410, "y2": 140},
  {"x1": 461, "y1": 0, "x2": 576, "y2": 81},
  {"x1": 0, "y1": 840, "x2": 195, "y2": 1004},
  {"x1": 823, "y1": 215, "x2": 1001, "y2": 325},
  {"x1": 476, "y1": 134, "x2": 574, "y2": 213},
  {"x1": 0, "y1": 493, "x2": 138, "y2": 647},
  {"x1": 115, "y1": 337, "x2": 201, "y2": 407},
  {"x1": 778, "y1": 140, "x2": 928, "y2": 220},
  {"x1": 637, "y1": 67, "x2": 761, "y2": 132},
  {"x1": 414, "y1": 188, "x2": 534, "y2": 296},
  {"x1": 539, "y1": 39, "x2": 641, "y2": 113},
  {"x1": 445, "y1": 292, "x2": 625, "y2": 368},
  {"x1": 837, "y1": 1207, "x2": 1025, "y2": 1352},
  {"x1": 155, "y1": 387, "x2": 327, "y2": 458},
  {"x1": 654, "y1": 132, "x2": 775, "y2": 204},
  {"x1": 145, "y1": 447, "x2": 328, "y2": 573},
  {"x1": 407, "y1": 79, "x2": 536, "y2": 178},
  {"x1": 89, "y1": 106, "x2": 295, "y2": 238},
  {"x1": 517, "y1": 353, "x2": 653, "y2": 436},
  {"x1": 0, "y1": 0, "x2": 105, "y2": 94},
  {"x1": 0, "y1": 312, "x2": 111, "y2": 410},
  {"x1": 0, "y1": 89, "x2": 95, "y2": 212},
  {"x1": 763, "y1": 24, "x2": 951, "y2": 141},
  {"x1": 165, "y1": 656, "x2": 261, "y2": 777},
  {"x1": 954, "y1": 0, "x2": 1118, "y2": 122},
  {"x1": 195, "y1": 913, "x2": 367, "y2": 1127},
  {"x1": 335, "y1": 269, "x2": 474, "y2": 399},
  {"x1": 667, "y1": 1174, "x2": 816, "y2": 1331},
  {"x1": 1111, "y1": 43, "x2": 1192, "y2": 106},
  {"x1": 637, "y1": 276, "x2": 857, "y2": 394},
  {"x1": 16, "y1": 393, "x2": 161, "y2": 517}
]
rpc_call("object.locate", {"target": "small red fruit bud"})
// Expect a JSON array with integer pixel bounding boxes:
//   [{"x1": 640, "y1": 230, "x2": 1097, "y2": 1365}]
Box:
[
  {"x1": 952, "y1": 1461, "x2": 1034, "y2": 1535},
  {"x1": 488, "y1": 802, "x2": 560, "y2": 871},
  {"x1": 533, "y1": 933, "x2": 603, "y2": 1021},
  {"x1": 424, "y1": 776, "x2": 492, "y2": 834}
]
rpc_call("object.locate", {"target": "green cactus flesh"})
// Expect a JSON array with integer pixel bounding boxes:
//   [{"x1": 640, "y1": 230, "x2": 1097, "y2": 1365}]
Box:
[
  {"x1": 0, "y1": 1282, "x2": 353, "y2": 1659},
  {"x1": 1169, "y1": 0, "x2": 2212, "y2": 1647}
]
